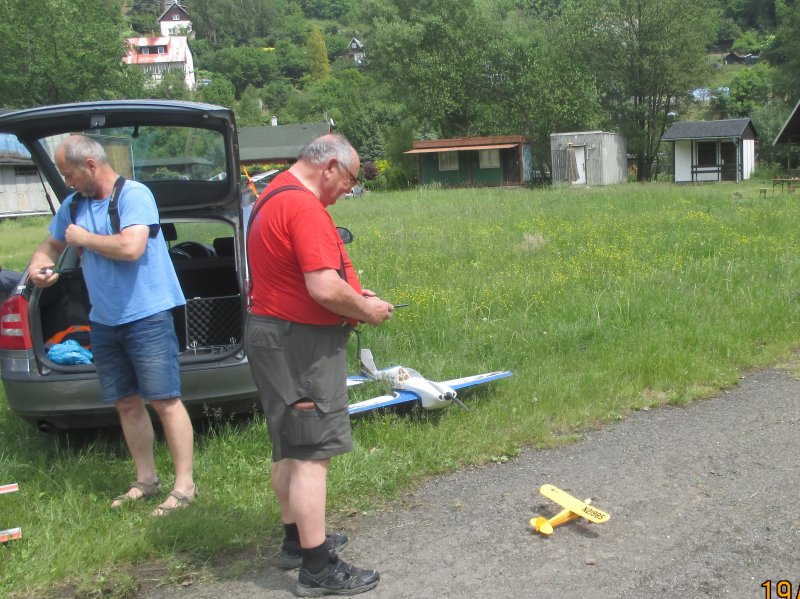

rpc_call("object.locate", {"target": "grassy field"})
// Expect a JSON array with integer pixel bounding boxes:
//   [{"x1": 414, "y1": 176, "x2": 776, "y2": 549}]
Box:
[{"x1": 2, "y1": 180, "x2": 800, "y2": 597}]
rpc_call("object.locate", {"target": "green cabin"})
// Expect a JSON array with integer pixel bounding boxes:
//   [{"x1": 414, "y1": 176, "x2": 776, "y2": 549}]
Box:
[{"x1": 406, "y1": 135, "x2": 532, "y2": 187}]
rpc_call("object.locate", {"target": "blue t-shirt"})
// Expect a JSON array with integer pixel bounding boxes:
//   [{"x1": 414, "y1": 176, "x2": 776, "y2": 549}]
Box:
[{"x1": 49, "y1": 180, "x2": 185, "y2": 326}]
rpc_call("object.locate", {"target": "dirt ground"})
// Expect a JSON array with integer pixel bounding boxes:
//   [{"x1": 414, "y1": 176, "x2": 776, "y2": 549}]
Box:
[{"x1": 139, "y1": 366, "x2": 800, "y2": 599}]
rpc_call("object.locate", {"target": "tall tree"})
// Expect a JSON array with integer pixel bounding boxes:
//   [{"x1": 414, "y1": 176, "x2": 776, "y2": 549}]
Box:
[
  {"x1": 367, "y1": 0, "x2": 489, "y2": 137},
  {"x1": 0, "y1": 0, "x2": 133, "y2": 108},
  {"x1": 559, "y1": 0, "x2": 716, "y2": 180},
  {"x1": 195, "y1": 75, "x2": 236, "y2": 108},
  {"x1": 763, "y1": 0, "x2": 800, "y2": 102},
  {"x1": 307, "y1": 25, "x2": 331, "y2": 81},
  {"x1": 206, "y1": 46, "x2": 280, "y2": 97},
  {"x1": 474, "y1": 7, "x2": 601, "y2": 167},
  {"x1": 127, "y1": 0, "x2": 163, "y2": 35},
  {"x1": 190, "y1": 0, "x2": 280, "y2": 46}
]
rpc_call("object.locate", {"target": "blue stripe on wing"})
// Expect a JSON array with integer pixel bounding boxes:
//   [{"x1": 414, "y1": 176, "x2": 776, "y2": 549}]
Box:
[
  {"x1": 443, "y1": 371, "x2": 513, "y2": 390},
  {"x1": 348, "y1": 389, "x2": 421, "y2": 415}
]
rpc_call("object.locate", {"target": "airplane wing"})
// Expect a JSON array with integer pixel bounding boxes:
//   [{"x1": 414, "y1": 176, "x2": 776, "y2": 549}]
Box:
[
  {"x1": 347, "y1": 370, "x2": 512, "y2": 415},
  {"x1": 348, "y1": 389, "x2": 420, "y2": 415},
  {"x1": 441, "y1": 370, "x2": 513, "y2": 390}
]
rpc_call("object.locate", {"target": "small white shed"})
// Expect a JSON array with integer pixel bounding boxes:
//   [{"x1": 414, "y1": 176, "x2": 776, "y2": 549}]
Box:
[
  {"x1": 550, "y1": 131, "x2": 627, "y2": 186},
  {"x1": 662, "y1": 118, "x2": 757, "y2": 183}
]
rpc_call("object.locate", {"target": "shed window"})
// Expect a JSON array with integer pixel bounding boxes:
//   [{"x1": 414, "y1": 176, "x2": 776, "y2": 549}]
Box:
[
  {"x1": 14, "y1": 165, "x2": 37, "y2": 177},
  {"x1": 479, "y1": 149, "x2": 500, "y2": 169},
  {"x1": 697, "y1": 142, "x2": 717, "y2": 167},
  {"x1": 438, "y1": 151, "x2": 459, "y2": 171}
]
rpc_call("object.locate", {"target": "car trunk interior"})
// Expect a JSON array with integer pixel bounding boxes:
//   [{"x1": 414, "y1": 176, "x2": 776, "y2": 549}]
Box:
[{"x1": 34, "y1": 221, "x2": 244, "y2": 368}]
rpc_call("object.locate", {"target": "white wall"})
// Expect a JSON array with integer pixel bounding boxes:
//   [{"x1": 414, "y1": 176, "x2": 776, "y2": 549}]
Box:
[
  {"x1": 742, "y1": 139, "x2": 755, "y2": 179},
  {"x1": 673, "y1": 140, "x2": 693, "y2": 182}
]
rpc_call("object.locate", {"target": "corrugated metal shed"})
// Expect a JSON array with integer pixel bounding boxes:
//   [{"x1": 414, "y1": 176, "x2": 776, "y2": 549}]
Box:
[{"x1": 550, "y1": 131, "x2": 627, "y2": 186}]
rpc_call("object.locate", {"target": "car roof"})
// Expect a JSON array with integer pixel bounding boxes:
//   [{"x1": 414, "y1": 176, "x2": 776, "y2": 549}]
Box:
[{"x1": 0, "y1": 100, "x2": 233, "y2": 137}]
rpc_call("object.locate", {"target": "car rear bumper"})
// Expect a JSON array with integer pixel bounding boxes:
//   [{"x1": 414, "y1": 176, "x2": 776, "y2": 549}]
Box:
[{"x1": 1, "y1": 357, "x2": 259, "y2": 430}]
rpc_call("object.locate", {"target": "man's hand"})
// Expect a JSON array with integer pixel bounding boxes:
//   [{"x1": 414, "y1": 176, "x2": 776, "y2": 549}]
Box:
[
  {"x1": 64, "y1": 223, "x2": 89, "y2": 247},
  {"x1": 305, "y1": 270, "x2": 395, "y2": 325},
  {"x1": 28, "y1": 264, "x2": 59, "y2": 288},
  {"x1": 361, "y1": 296, "x2": 394, "y2": 325}
]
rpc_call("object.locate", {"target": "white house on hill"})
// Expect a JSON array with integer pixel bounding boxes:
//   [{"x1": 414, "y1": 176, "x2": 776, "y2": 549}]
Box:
[
  {"x1": 124, "y1": 35, "x2": 195, "y2": 89},
  {"x1": 158, "y1": 1, "x2": 193, "y2": 39}
]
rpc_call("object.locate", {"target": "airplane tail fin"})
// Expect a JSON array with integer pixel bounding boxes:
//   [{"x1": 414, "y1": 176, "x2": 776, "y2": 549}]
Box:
[{"x1": 360, "y1": 348, "x2": 379, "y2": 378}]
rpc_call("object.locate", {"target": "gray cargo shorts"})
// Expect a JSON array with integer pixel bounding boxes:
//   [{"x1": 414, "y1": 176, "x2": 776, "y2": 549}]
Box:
[{"x1": 245, "y1": 313, "x2": 353, "y2": 461}]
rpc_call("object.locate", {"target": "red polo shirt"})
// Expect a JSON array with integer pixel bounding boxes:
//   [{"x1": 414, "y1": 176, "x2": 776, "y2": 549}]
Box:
[{"x1": 248, "y1": 171, "x2": 362, "y2": 325}]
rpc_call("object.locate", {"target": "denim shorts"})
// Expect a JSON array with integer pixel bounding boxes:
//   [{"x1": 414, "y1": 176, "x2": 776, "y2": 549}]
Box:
[
  {"x1": 90, "y1": 310, "x2": 181, "y2": 403},
  {"x1": 245, "y1": 314, "x2": 353, "y2": 462}
]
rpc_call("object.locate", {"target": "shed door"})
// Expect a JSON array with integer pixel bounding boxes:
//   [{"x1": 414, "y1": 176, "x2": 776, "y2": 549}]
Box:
[
  {"x1": 720, "y1": 142, "x2": 738, "y2": 182},
  {"x1": 573, "y1": 146, "x2": 587, "y2": 185}
]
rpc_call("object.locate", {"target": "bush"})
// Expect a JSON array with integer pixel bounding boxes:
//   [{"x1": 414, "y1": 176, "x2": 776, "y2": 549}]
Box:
[
  {"x1": 751, "y1": 163, "x2": 786, "y2": 181},
  {"x1": 362, "y1": 160, "x2": 415, "y2": 191}
]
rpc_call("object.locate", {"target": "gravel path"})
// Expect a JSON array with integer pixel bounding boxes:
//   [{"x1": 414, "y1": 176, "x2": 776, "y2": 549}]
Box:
[{"x1": 143, "y1": 367, "x2": 800, "y2": 599}]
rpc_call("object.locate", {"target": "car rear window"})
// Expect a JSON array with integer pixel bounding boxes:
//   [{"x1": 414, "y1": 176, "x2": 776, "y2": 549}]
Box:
[{"x1": 40, "y1": 126, "x2": 227, "y2": 184}]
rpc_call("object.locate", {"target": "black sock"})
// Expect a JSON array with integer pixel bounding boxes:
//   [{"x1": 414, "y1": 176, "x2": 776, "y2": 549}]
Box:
[
  {"x1": 302, "y1": 540, "x2": 331, "y2": 573},
  {"x1": 283, "y1": 523, "x2": 300, "y2": 544}
]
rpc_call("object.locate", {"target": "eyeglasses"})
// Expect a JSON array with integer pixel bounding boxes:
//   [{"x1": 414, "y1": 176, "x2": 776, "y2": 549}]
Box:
[{"x1": 338, "y1": 162, "x2": 360, "y2": 188}]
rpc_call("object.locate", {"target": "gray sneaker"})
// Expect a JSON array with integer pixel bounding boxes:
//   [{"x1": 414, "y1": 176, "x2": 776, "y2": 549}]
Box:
[
  {"x1": 280, "y1": 533, "x2": 349, "y2": 570},
  {"x1": 295, "y1": 554, "x2": 380, "y2": 597}
]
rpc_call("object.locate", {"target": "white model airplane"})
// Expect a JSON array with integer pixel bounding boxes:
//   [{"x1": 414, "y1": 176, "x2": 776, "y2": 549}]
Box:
[{"x1": 347, "y1": 349, "x2": 512, "y2": 415}]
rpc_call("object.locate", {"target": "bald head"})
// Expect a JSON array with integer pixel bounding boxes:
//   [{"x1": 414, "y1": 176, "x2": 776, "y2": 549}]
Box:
[{"x1": 298, "y1": 134, "x2": 358, "y2": 173}]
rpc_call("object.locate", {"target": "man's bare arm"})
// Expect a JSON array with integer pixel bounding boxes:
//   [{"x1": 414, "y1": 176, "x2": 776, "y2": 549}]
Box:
[{"x1": 304, "y1": 269, "x2": 393, "y2": 325}]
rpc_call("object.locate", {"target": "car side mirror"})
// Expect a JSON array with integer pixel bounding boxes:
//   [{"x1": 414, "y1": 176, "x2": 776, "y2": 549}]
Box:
[{"x1": 337, "y1": 227, "x2": 353, "y2": 244}]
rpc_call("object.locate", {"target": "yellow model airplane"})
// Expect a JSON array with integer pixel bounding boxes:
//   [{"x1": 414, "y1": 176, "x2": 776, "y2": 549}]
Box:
[{"x1": 531, "y1": 484, "x2": 611, "y2": 535}]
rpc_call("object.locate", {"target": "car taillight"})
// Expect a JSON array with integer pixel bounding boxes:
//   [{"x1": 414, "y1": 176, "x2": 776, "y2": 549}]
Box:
[{"x1": 0, "y1": 295, "x2": 32, "y2": 350}]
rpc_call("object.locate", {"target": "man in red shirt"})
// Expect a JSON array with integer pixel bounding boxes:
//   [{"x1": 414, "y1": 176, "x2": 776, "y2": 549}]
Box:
[{"x1": 245, "y1": 134, "x2": 393, "y2": 596}]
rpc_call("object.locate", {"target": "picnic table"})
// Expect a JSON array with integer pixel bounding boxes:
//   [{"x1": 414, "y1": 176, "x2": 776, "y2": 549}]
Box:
[{"x1": 772, "y1": 177, "x2": 800, "y2": 193}]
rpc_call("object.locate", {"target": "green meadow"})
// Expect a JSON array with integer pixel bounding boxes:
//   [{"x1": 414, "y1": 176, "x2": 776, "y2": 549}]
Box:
[{"x1": 2, "y1": 181, "x2": 800, "y2": 597}]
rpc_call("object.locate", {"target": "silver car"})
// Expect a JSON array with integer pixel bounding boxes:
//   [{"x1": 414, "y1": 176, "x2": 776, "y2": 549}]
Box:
[{"x1": 0, "y1": 100, "x2": 259, "y2": 430}]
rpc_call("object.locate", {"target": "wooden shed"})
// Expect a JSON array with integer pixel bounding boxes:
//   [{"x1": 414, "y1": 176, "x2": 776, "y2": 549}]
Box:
[
  {"x1": 404, "y1": 135, "x2": 532, "y2": 187},
  {"x1": 550, "y1": 131, "x2": 627, "y2": 186},
  {"x1": 661, "y1": 118, "x2": 757, "y2": 183},
  {"x1": 773, "y1": 98, "x2": 800, "y2": 172}
]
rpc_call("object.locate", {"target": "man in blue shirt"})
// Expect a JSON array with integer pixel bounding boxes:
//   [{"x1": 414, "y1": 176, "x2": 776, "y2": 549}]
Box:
[{"x1": 28, "y1": 134, "x2": 196, "y2": 516}]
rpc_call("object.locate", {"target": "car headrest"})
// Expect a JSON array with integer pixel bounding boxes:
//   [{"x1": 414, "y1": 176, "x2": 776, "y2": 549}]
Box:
[
  {"x1": 161, "y1": 223, "x2": 177, "y2": 242},
  {"x1": 213, "y1": 236, "x2": 234, "y2": 257}
]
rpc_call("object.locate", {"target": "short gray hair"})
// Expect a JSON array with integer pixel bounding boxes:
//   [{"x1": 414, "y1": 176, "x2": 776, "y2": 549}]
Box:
[
  {"x1": 298, "y1": 134, "x2": 356, "y2": 171},
  {"x1": 60, "y1": 135, "x2": 108, "y2": 167}
]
